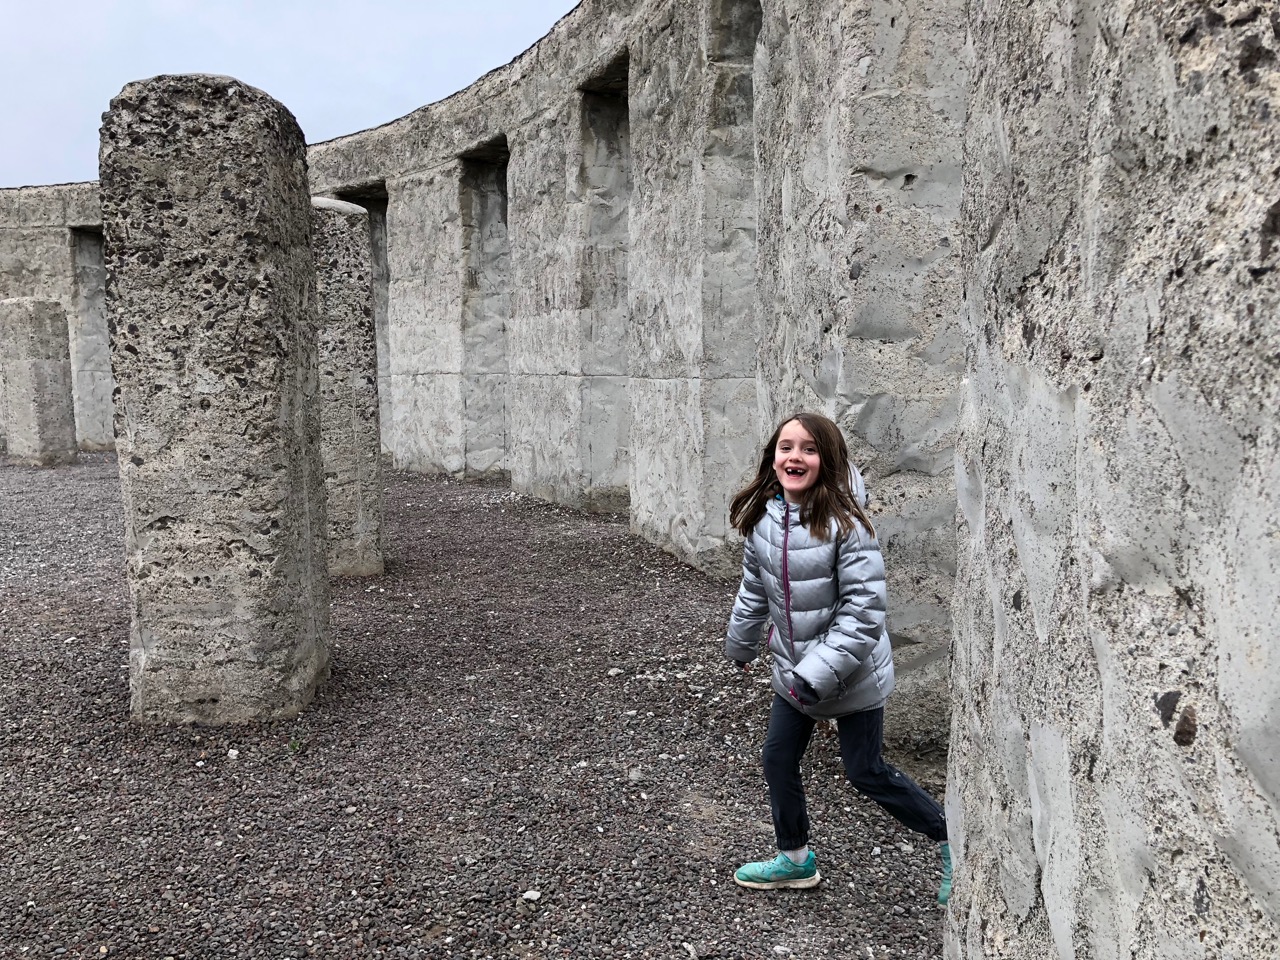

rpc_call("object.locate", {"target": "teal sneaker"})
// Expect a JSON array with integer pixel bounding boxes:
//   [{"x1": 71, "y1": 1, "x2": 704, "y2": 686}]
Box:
[
  {"x1": 938, "y1": 842, "x2": 953, "y2": 906},
  {"x1": 733, "y1": 852, "x2": 821, "y2": 890}
]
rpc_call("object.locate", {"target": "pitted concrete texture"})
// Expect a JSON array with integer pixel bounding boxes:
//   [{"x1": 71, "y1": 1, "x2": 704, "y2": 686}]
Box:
[
  {"x1": 311, "y1": 197, "x2": 384, "y2": 577},
  {"x1": 100, "y1": 75, "x2": 330, "y2": 725},
  {"x1": 0, "y1": 297, "x2": 78, "y2": 466},
  {"x1": 460, "y1": 147, "x2": 511, "y2": 479},
  {"x1": 948, "y1": 3, "x2": 1279, "y2": 957}
]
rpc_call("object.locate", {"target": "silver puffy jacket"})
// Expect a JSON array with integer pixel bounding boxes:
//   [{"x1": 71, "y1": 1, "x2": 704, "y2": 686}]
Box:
[{"x1": 724, "y1": 482, "x2": 895, "y2": 719}]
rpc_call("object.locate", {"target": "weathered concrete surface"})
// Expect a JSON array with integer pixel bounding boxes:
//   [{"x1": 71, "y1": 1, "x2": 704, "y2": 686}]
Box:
[
  {"x1": 627, "y1": 2, "x2": 760, "y2": 570},
  {"x1": 0, "y1": 184, "x2": 112, "y2": 451},
  {"x1": 0, "y1": 298, "x2": 78, "y2": 465},
  {"x1": 312, "y1": 197, "x2": 384, "y2": 577},
  {"x1": 337, "y1": 195, "x2": 392, "y2": 456},
  {"x1": 384, "y1": 167, "x2": 467, "y2": 474},
  {"x1": 948, "y1": 3, "x2": 1280, "y2": 956},
  {"x1": 753, "y1": 0, "x2": 968, "y2": 759},
  {"x1": 460, "y1": 147, "x2": 511, "y2": 479},
  {"x1": 302, "y1": 4, "x2": 642, "y2": 513},
  {"x1": 100, "y1": 74, "x2": 330, "y2": 725},
  {"x1": 510, "y1": 78, "x2": 632, "y2": 513},
  {"x1": 367, "y1": 203, "x2": 391, "y2": 456}
]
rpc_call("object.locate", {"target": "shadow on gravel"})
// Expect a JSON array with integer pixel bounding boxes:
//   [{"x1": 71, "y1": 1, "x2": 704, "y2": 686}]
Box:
[{"x1": 0, "y1": 454, "x2": 944, "y2": 959}]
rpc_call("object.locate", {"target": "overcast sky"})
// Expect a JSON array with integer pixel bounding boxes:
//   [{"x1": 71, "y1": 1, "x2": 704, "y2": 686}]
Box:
[{"x1": 1, "y1": 0, "x2": 581, "y2": 188}]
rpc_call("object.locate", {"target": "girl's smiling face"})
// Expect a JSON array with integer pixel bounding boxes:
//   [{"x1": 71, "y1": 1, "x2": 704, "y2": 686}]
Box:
[{"x1": 773, "y1": 419, "x2": 820, "y2": 503}]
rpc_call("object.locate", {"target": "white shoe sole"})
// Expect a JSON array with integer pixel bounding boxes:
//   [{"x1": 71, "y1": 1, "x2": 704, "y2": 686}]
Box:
[{"x1": 732, "y1": 869, "x2": 822, "y2": 890}]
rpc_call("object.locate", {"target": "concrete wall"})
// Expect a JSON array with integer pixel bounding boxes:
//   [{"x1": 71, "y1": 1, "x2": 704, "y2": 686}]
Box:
[
  {"x1": 385, "y1": 166, "x2": 468, "y2": 474},
  {"x1": 460, "y1": 144, "x2": 512, "y2": 478},
  {"x1": 310, "y1": 0, "x2": 968, "y2": 764},
  {"x1": 947, "y1": 2, "x2": 1280, "y2": 956},
  {"x1": 508, "y1": 56, "x2": 632, "y2": 514},
  {"x1": 627, "y1": 1, "x2": 762, "y2": 572},
  {"x1": 0, "y1": 183, "x2": 112, "y2": 452},
  {"x1": 69, "y1": 228, "x2": 113, "y2": 450},
  {"x1": 753, "y1": 0, "x2": 968, "y2": 757}
]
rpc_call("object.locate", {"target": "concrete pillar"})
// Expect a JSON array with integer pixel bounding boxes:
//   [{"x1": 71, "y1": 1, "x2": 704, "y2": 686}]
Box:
[
  {"x1": 382, "y1": 169, "x2": 466, "y2": 474},
  {"x1": 0, "y1": 297, "x2": 78, "y2": 466},
  {"x1": 749, "y1": 0, "x2": 968, "y2": 768},
  {"x1": 311, "y1": 197, "x2": 384, "y2": 577},
  {"x1": 630, "y1": 1, "x2": 762, "y2": 577},
  {"x1": 99, "y1": 74, "x2": 330, "y2": 724}
]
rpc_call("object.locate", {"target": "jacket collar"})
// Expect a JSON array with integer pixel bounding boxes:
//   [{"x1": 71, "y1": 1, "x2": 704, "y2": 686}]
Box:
[{"x1": 766, "y1": 496, "x2": 802, "y2": 525}]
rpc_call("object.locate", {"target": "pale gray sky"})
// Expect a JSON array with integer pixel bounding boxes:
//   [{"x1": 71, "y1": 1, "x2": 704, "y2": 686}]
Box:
[{"x1": 1, "y1": 0, "x2": 581, "y2": 188}]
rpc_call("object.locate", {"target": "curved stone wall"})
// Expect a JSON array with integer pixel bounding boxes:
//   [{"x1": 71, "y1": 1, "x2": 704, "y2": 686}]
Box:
[
  {"x1": 305, "y1": 1, "x2": 968, "y2": 765},
  {"x1": 753, "y1": 0, "x2": 967, "y2": 753}
]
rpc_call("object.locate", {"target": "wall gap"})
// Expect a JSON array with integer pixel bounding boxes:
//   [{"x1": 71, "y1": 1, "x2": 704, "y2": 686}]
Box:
[
  {"x1": 69, "y1": 226, "x2": 113, "y2": 450},
  {"x1": 459, "y1": 137, "x2": 512, "y2": 478},
  {"x1": 708, "y1": 0, "x2": 762, "y2": 63},
  {"x1": 578, "y1": 52, "x2": 632, "y2": 512},
  {"x1": 333, "y1": 183, "x2": 391, "y2": 453}
]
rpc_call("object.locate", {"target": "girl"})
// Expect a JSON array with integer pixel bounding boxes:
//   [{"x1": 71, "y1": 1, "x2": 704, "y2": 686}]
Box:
[{"x1": 724, "y1": 412, "x2": 952, "y2": 904}]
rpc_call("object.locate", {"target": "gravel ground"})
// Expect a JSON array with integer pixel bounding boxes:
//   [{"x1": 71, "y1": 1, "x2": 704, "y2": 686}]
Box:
[{"x1": 0, "y1": 454, "x2": 946, "y2": 959}]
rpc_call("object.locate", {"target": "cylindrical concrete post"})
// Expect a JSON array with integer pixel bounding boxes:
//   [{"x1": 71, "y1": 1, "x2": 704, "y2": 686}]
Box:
[
  {"x1": 0, "y1": 298, "x2": 79, "y2": 466},
  {"x1": 99, "y1": 75, "x2": 330, "y2": 724},
  {"x1": 311, "y1": 197, "x2": 384, "y2": 577}
]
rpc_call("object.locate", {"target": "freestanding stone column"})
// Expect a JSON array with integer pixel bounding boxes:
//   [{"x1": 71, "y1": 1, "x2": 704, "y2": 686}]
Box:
[
  {"x1": 311, "y1": 197, "x2": 384, "y2": 576},
  {"x1": 100, "y1": 75, "x2": 330, "y2": 724},
  {"x1": 0, "y1": 298, "x2": 78, "y2": 466}
]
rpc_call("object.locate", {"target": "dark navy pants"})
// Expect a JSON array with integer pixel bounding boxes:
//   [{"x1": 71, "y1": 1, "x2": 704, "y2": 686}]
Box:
[{"x1": 762, "y1": 693, "x2": 948, "y2": 850}]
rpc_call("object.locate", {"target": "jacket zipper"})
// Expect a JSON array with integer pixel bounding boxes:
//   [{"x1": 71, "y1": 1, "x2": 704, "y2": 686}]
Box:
[{"x1": 782, "y1": 502, "x2": 796, "y2": 659}]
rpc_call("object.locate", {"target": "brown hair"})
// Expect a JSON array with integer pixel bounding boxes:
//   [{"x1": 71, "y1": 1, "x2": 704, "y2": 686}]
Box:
[{"x1": 728, "y1": 412, "x2": 875, "y2": 542}]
